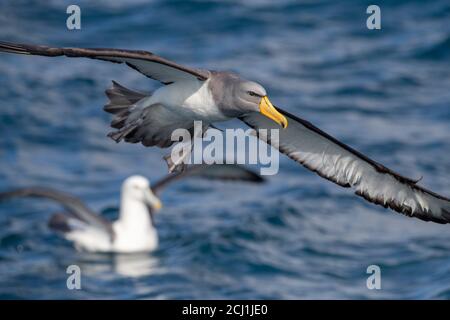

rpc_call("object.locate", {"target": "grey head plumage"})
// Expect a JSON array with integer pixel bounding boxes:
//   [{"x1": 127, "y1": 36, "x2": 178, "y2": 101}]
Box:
[{"x1": 208, "y1": 71, "x2": 267, "y2": 118}]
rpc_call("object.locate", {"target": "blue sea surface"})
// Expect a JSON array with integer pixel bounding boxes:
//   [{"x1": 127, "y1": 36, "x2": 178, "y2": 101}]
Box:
[{"x1": 0, "y1": 0, "x2": 449, "y2": 299}]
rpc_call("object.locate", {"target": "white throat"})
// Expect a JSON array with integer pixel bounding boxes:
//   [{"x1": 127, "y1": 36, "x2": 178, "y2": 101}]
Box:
[
  {"x1": 111, "y1": 193, "x2": 158, "y2": 253},
  {"x1": 118, "y1": 194, "x2": 154, "y2": 230}
]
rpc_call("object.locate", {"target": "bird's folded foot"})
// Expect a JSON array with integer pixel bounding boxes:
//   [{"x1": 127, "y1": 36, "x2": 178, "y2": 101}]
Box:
[{"x1": 163, "y1": 153, "x2": 187, "y2": 173}]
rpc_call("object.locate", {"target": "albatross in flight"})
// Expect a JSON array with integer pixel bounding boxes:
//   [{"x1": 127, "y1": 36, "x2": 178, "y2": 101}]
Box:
[
  {"x1": 0, "y1": 164, "x2": 264, "y2": 253},
  {"x1": 0, "y1": 41, "x2": 449, "y2": 224}
]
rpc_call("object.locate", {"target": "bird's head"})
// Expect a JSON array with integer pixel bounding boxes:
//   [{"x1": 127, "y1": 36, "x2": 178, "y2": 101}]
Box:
[
  {"x1": 122, "y1": 175, "x2": 162, "y2": 212},
  {"x1": 234, "y1": 80, "x2": 288, "y2": 129}
]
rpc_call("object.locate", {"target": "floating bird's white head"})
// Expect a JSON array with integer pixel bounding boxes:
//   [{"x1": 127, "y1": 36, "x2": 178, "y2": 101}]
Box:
[
  {"x1": 235, "y1": 80, "x2": 288, "y2": 129},
  {"x1": 122, "y1": 175, "x2": 162, "y2": 212}
]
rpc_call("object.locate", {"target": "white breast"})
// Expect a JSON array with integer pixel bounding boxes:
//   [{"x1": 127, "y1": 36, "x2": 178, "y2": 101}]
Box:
[
  {"x1": 150, "y1": 79, "x2": 229, "y2": 122},
  {"x1": 110, "y1": 197, "x2": 158, "y2": 253},
  {"x1": 112, "y1": 221, "x2": 158, "y2": 253}
]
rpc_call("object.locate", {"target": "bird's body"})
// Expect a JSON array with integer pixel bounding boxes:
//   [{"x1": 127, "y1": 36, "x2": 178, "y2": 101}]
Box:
[
  {"x1": 0, "y1": 41, "x2": 449, "y2": 225},
  {"x1": 64, "y1": 177, "x2": 159, "y2": 253},
  {"x1": 105, "y1": 76, "x2": 231, "y2": 148},
  {"x1": 152, "y1": 76, "x2": 227, "y2": 122}
]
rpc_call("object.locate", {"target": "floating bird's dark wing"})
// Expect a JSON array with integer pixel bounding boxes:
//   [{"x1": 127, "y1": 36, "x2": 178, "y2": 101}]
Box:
[
  {"x1": 0, "y1": 187, "x2": 115, "y2": 238},
  {"x1": 240, "y1": 108, "x2": 450, "y2": 224},
  {"x1": 0, "y1": 41, "x2": 209, "y2": 84},
  {"x1": 152, "y1": 164, "x2": 265, "y2": 194}
]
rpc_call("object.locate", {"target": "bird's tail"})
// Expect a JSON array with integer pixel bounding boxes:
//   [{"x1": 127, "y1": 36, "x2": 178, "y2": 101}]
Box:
[{"x1": 104, "y1": 81, "x2": 150, "y2": 142}]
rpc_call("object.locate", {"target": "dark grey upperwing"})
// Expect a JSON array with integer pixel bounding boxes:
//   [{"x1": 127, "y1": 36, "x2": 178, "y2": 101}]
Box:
[
  {"x1": 240, "y1": 108, "x2": 450, "y2": 224},
  {"x1": 0, "y1": 41, "x2": 209, "y2": 84},
  {"x1": 152, "y1": 164, "x2": 265, "y2": 194},
  {"x1": 0, "y1": 187, "x2": 115, "y2": 238}
]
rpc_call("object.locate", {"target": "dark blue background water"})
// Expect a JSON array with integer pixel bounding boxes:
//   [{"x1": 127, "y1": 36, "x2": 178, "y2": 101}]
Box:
[{"x1": 0, "y1": 0, "x2": 449, "y2": 299}]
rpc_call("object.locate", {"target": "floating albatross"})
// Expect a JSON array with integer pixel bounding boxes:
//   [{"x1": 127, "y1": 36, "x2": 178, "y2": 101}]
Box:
[
  {"x1": 0, "y1": 41, "x2": 449, "y2": 224},
  {"x1": 0, "y1": 164, "x2": 264, "y2": 253}
]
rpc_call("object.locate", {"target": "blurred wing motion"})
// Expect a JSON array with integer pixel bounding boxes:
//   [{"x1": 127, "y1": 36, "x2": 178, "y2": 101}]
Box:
[
  {"x1": 152, "y1": 164, "x2": 265, "y2": 194},
  {"x1": 0, "y1": 41, "x2": 209, "y2": 84},
  {"x1": 240, "y1": 108, "x2": 450, "y2": 224},
  {"x1": 0, "y1": 187, "x2": 115, "y2": 238}
]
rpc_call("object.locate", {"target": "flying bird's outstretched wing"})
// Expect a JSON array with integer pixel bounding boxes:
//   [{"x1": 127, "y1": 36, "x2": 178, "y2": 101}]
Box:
[
  {"x1": 0, "y1": 41, "x2": 209, "y2": 84},
  {"x1": 152, "y1": 164, "x2": 265, "y2": 194},
  {"x1": 240, "y1": 108, "x2": 450, "y2": 224},
  {"x1": 0, "y1": 187, "x2": 115, "y2": 238}
]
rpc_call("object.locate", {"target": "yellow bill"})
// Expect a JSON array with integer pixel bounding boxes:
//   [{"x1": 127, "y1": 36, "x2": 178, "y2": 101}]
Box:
[
  {"x1": 259, "y1": 96, "x2": 288, "y2": 129},
  {"x1": 145, "y1": 189, "x2": 163, "y2": 210},
  {"x1": 153, "y1": 198, "x2": 162, "y2": 210}
]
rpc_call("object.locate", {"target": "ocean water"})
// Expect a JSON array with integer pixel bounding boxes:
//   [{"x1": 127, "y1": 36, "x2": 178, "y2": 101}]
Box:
[{"x1": 0, "y1": 0, "x2": 449, "y2": 299}]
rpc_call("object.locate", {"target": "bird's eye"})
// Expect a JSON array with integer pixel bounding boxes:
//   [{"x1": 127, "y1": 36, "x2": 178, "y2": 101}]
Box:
[{"x1": 247, "y1": 91, "x2": 258, "y2": 97}]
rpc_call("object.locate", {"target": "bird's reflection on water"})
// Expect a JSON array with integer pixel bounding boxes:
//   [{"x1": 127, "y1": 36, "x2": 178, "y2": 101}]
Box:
[{"x1": 76, "y1": 252, "x2": 161, "y2": 279}]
